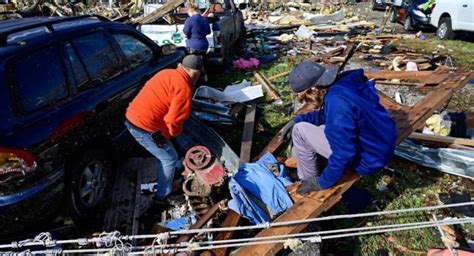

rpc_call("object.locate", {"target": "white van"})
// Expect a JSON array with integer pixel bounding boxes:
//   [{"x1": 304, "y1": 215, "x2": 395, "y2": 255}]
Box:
[{"x1": 430, "y1": 0, "x2": 474, "y2": 39}]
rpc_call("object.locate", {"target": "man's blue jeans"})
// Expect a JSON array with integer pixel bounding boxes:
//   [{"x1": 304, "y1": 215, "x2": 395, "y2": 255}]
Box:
[{"x1": 125, "y1": 121, "x2": 178, "y2": 200}]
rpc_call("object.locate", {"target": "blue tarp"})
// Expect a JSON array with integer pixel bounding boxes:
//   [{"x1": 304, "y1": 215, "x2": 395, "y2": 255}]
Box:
[{"x1": 228, "y1": 153, "x2": 294, "y2": 224}]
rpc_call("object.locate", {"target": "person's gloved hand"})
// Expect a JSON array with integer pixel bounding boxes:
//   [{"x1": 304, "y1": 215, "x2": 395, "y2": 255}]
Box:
[{"x1": 297, "y1": 176, "x2": 322, "y2": 194}]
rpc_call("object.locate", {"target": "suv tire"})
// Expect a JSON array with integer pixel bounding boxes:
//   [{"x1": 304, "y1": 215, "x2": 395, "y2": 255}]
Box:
[
  {"x1": 403, "y1": 15, "x2": 414, "y2": 31},
  {"x1": 437, "y1": 17, "x2": 455, "y2": 40},
  {"x1": 68, "y1": 149, "x2": 112, "y2": 219}
]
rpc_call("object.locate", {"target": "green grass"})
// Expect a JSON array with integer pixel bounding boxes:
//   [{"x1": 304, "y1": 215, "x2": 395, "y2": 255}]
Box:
[
  {"x1": 393, "y1": 38, "x2": 474, "y2": 70},
  {"x1": 321, "y1": 158, "x2": 464, "y2": 255}
]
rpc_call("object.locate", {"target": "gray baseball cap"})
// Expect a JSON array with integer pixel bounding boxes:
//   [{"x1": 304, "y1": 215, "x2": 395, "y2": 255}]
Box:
[{"x1": 289, "y1": 61, "x2": 339, "y2": 93}]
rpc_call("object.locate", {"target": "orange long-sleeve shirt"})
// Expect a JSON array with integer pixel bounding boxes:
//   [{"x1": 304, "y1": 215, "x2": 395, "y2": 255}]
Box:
[{"x1": 126, "y1": 67, "x2": 192, "y2": 139}]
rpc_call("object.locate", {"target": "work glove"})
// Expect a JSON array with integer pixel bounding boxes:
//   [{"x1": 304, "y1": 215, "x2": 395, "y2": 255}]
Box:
[{"x1": 297, "y1": 176, "x2": 323, "y2": 195}]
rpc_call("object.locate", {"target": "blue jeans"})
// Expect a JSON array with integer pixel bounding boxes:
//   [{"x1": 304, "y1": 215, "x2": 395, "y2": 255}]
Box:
[{"x1": 125, "y1": 121, "x2": 178, "y2": 199}]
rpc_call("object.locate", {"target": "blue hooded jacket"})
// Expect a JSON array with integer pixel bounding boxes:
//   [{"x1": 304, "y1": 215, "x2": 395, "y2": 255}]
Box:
[
  {"x1": 294, "y1": 69, "x2": 397, "y2": 189},
  {"x1": 183, "y1": 14, "x2": 211, "y2": 51}
]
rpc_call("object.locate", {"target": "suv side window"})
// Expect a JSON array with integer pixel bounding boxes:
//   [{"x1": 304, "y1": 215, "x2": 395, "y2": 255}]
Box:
[
  {"x1": 112, "y1": 33, "x2": 153, "y2": 68},
  {"x1": 65, "y1": 42, "x2": 89, "y2": 89},
  {"x1": 70, "y1": 32, "x2": 121, "y2": 84},
  {"x1": 13, "y1": 46, "x2": 68, "y2": 113}
]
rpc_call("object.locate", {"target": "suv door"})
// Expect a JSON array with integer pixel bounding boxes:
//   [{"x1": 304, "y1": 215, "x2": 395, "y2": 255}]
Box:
[
  {"x1": 458, "y1": 0, "x2": 474, "y2": 31},
  {"x1": 6, "y1": 45, "x2": 75, "y2": 172}
]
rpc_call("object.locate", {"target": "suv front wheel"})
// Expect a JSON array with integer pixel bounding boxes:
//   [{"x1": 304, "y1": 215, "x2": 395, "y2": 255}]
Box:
[
  {"x1": 68, "y1": 149, "x2": 112, "y2": 219},
  {"x1": 437, "y1": 17, "x2": 455, "y2": 40}
]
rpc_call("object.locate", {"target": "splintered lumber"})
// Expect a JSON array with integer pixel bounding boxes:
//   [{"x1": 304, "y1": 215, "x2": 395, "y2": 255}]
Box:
[
  {"x1": 233, "y1": 68, "x2": 473, "y2": 256},
  {"x1": 176, "y1": 200, "x2": 226, "y2": 243},
  {"x1": 134, "y1": 0, "x2": 185, "y2": 24},
  {"x1": 409, "y1": 132, "x2": 474, "y2": 147},
  {"x1": 203, "y1": 210, "x2": 240, "y2": 256},
  {"x1": 255, "y1": 72, "x2": 281, "y2": 101},
  {"x1": 365, "y1": 69, "x2": 472, "y2": 87},
  {"x1": 239, "y1": 102, "x2": 257, "y2": 164}
]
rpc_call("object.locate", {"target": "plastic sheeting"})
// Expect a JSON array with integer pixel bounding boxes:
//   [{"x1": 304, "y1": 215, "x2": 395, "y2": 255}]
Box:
[
  {"x1": 395, "y1": 140, "x2": 474, "y2": 180},
  {"x1": 194, "y1": 80, "x2": 263, "y2": 103}
]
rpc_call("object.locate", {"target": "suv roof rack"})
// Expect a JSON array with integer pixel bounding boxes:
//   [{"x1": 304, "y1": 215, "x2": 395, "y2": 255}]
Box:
[{"x1": 0, "y1": 15, "x2": 109, "y2": 46}]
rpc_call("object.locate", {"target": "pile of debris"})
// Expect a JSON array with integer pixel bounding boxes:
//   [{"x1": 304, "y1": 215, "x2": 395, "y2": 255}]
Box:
[{"x1": 1, "y1": 1, "x2": 474, "y2": 255}]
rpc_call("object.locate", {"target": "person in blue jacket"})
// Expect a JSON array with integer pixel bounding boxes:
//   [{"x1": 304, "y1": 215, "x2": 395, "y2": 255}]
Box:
[
  {"x1": 183, "y1": 3, "x2": 211, "y2": 55},
  {"x1": 288, "y1": 61, "x2": 397, "y2": 194}
]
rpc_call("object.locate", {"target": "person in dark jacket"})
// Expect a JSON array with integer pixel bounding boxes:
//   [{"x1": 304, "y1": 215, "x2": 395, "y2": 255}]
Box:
[
  {"x1": 183, "y1": 3, "x2": 211, "y2": 55},
  {"x1": 289, "y1": 61, "x2": 397, "y2": 194}
]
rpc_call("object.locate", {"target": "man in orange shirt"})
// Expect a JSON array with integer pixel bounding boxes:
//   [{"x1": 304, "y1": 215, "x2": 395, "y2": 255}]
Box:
[{"x1": 125, "y1": 55, "x2": 202, "y2": 201}]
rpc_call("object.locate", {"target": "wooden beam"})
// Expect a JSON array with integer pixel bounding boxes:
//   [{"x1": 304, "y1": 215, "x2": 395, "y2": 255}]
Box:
[
  {"x1": 409, "y1": 132, "x2": 474, "y2": 147},
  {"x1": 239, "y1": 102, "x2": 257, "y2": 164},
  {"x1": 203, "y1": 210, "x2": 240, "y2": 256},
  {"x1": 254, "y1": 72, "x2": 282, "y2": 101},
  {"x1": 176, "y1": 200, "x2": 226, "y2": 243},
  {"x1": 134, "y1": 0, "x2": 185, "y2": 24},
  {"x1": 234, "y1": 173, "x2": 359, "y2": 256}
]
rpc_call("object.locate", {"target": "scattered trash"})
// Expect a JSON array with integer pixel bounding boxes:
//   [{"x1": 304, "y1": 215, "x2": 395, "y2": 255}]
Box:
[
  {"x1": 406, "y1": 62, "x2": 418, "y2": 71},
  {"x1": 295, "y1": 25, "x2": 314, "y2": 40},
  {"x1": 416, "y1": 31, "x2": 425, "y2": 40},
  {"x1": 395, "y1": 140, "x2": 474, "y2": 180},
  {"x1": 140, "y1": 182, "x2": 158, "y2": 194},
  {"x1": 233, "y1": 58, "x2": 260, "y2": 70},
  {"x1": 424, "y1": 113, "x2": 452, "y2": 136},
  {"x1": 283, "y1": 238, "x2": 303, "y2": 251},
  {"x1": 194, "y1": 80, "x2": 263, "y2": 104}
]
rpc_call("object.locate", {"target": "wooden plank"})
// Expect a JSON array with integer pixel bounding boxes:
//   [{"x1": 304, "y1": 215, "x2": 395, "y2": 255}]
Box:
[
  {"x1": 134, "y1": 0, "x2": 185, "y2": 24},
  {"x1": 203, "y1": 210, "x2": 241, "y2": 256},
  {"x1": 233, "y1": 69, "x2": 473, "y2": 256},
  {"x1": 103, "y1": 158, "x2": 138, "y2": 233},
  {"x1": 409, "y1": 132, "x2": 474, "y2": 147},
  {"x1": 239, "y1": 102, "x2": 257, "y2": 164},
  {"x1": 254, "y1": 72, "x2": 282, "y2": 101},
  {"x1": 234, "y1": 173, "x2": 359, "y2": 256},
  {"x1": 132, "y1": 158, "x2": 159, "y2": 237}
]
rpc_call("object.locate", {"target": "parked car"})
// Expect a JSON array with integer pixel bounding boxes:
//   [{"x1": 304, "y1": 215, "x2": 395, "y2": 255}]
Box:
[
  {"x1": 430, "y1": 0, "x2": 474, "y2": 40},
  {"x1": 390, "y1": 0, "x2": 432, "y2": 31},
  {"x1": 372, "y1": 0, "x2": 389, "y2": 10},
  {"x1": 140, "y1": 0, "x2": 245, "y2": 66},
  {"x1": 0, "y1": 15, "x2": 185, "y2": 235}
]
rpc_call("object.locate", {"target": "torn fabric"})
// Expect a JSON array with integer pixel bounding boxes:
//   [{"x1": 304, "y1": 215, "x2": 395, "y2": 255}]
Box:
[{"x1": 228, "y1": 153, "x2": 293, "y2": 224}]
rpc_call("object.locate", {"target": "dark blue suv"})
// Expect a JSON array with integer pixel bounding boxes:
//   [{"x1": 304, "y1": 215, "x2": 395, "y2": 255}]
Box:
[{"x1": 0, "y1": 15, "x2": 185, "y2": 235}]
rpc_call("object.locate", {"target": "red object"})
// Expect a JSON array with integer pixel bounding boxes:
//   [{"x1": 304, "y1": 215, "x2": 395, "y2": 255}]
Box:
[
  {"x1": 126, "y1": 67, "x2": 193, "y2": 139},
  {"x1": 0, "y1": 147, "x2": 36, "y2": 167},
  {"x1": 184, "y1": 145, "x2": 225, "y2": 185}
]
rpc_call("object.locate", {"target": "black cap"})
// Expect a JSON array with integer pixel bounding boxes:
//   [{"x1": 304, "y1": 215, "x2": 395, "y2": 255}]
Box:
[
  {"x1": 182, "y1": 55, "x2": 203, "y2": 71},
  {"x1": 289, "y1": 61, "x2": 339, "y2": 93}
]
